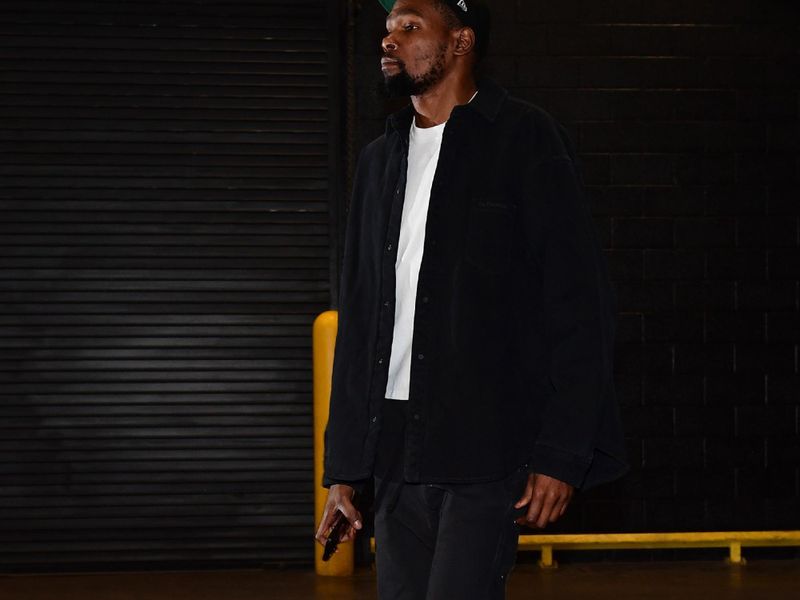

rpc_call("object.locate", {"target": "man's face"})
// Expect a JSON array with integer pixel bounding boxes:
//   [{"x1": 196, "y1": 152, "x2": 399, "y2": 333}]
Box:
[{"x1": 380, "y1": 0, "x2": 454, "y2": 97}]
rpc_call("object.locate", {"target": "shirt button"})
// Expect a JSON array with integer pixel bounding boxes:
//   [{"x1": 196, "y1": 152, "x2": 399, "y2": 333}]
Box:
[
  {"x1": 371, "y1": 416, "x2": 378, "y2": 423},
  {"x1": 417, "y1": 353, "x2": 424, "y2": 360},
  {"x1": 383, "y1": 300, "x2": 391, "y2": 308},
  {"x1": 413, "y1": 413, "x2": 420, "y2": 420},
  {"x1": 421, "y1": 296, "x2": 429, "y2": 304},
  {"x1": 386, "y1": 243, "x2": 393, "y2": 251},
  {"x1": 377, "y1": 357, "x2": 384, "y2": 365}
]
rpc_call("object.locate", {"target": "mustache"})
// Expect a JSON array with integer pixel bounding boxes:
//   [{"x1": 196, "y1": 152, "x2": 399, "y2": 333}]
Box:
[{"x1": 382, "y1": 54, "x2": 405, "y2": 68}]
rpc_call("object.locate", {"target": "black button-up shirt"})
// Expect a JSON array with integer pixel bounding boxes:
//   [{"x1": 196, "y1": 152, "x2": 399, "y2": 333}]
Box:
[{"x1": 322, "y1": 78, "x2": 628, "y2": 493}]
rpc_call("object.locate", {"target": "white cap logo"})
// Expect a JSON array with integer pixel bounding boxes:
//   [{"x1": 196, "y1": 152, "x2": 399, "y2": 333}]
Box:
[{"x1": 456, "y1": 0, "x2": 468, "y2": 12}]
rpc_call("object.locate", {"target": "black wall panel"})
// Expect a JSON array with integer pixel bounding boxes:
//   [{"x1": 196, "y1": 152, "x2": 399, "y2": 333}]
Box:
[{"x1": 0, "y1": 0, "x2": 339, "y2": 570}]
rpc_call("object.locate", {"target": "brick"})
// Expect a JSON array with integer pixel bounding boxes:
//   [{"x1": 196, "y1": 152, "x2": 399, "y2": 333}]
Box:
[
  {"x1": 623, "y1": 405, "x2": 675, "y2": 437},
  {"x1": 706, "y1": 436, "x2": 765, "y2": 468},
  {"x1": 766, "y1": 376, "x2": 800, "y2": 405},
  {"x1": 637, "y1": 0, "x2": 749, "y2": 24},
  {"x1": 613, "y1": 218, "x2": 673, "y2": 248},
  {"x1": 644, "y1": 249, "x2": 705, "y2": 280},
  {"x1": 766, "y1": 313, "x2": 799, "y2": 344},
  {"x1": 547, "y1": 90, "x2": 614, "y2": 121},
  {"x1": 642, "y1": 122, "x2": 706, "y2": 154},
  {"x1": 643, "y1": 186, "x2": 705, "y2": 217},
  {"x1": 625, "y1": 467, "x2": 675, "y2": 498},
  {"x1": 615, "y1": 281, "x2": 674, "y2": 311},
  {"x1": 767, "y1": 186, "x2": 800, "y2": 217},
  {"x1": 645, "y1": 498, "x2": 707, "y2": 532},
  {"x1": 765, "y1": 497, "x2": 800, "y2": 529},
  {"x1": 578, "y1": 499, "x2": 643, "y2": 532},
  {"x1": 705, "y1": 122, "x2": 768, "y2": 153},
  {"x1": 643, "y1": 312, "x2": 704, "y2": 342},
  {"x1": 738, "y1": 216, "x2": 798, "y2": 248},
  {"x1": 674, "y1": 467, "x2": 736, "y2": 499},
  {"x1": 594, "y1": 216, "x2": 613, "y2": 248},
  {"x1": 615, "y1": 342, "x2": 644, "y2": 374},
  {"x1": 580, "y1": 122, "x2": 646, "y2": 153},
  {"x1": 706, "y1": 249, "x2": 766, "y2": 279},
  {"x1": 643, "y1": 437, "x2": 704, "y2": 468},
  {"x1": 769, "y1": 434, "x2": 800, "y2": 467},
  {"x1": 580, "y1": 154, "x2": 610, "y2": 185},
  {"x1": 737, "y1": 153, "x2": 797, "y2": 185},
  {"x1": 606, "y1": 249, "x2": 643, "y2": 280},
  {"x1": 706, "y1": 497, "x2": 767, "y2": 530},
  {"x1": 675, "y1": 405, "x2": 735, "y2": 437},
  {"x1": 577, "y1": 0, "x2": 647, "y2": 24},
  {"x1": 488, "y1": 24, "x2": 547, "y2": 55},
  {"x1": 706, "y1": 373, "x2": 766, "y2": 406},
  {"x1": 738, "y1": 281, "x2": 797, "y2": 311},
  {"x1": 674, "y1": 90, "x2": 737, "y2": 120},
  {"x1": 615, "y1": 313, "x2": 643, "y2": 343},
  {"x1": 736, "y1": 405, "x2": 797, "y2": 437},
  {"x1": 768, "y1": 250, "x2": 800, "y2": 280},
  {"x1": 769, "y1": 122, "x2": 800, "y2": 153},
  {"x1": 546, "y1": 24, "x2": 612, "y2": 56},
  {"x1": 607, "y1": 25, "x2": 678, "y2": 56},
  {"x1": 614, "y1": 374, "x2": 643, "y2": 407},
  {"x1": 589, "y1": 186, "x2": 642, "y2": 217},
  {"x1": 610, "y1": 91, "x2": 675, "y2": 121},
  {"x1": 674, "y1": 342, "x2": 734, "y2": 374},
  {"x1": 642, "y1": 374, "x2": 704, "y2": 406},
  {"x1": 736, "y1": 91, "x2": 797, "y2": 121},
  {"x1": 706, "y1": 311, "x2": 765, "y2": 343},
  {"x1": 674, "y1": 217, "x2": 737, "y2": 248},
  {"x1": 736, "y1": 344, "x2": 796, "y2": 374},
  {"x1": 517, "y1": 3, "x2": 580, "y2": 24},
  {"x1": 581, "y1": 57, "x2": 703, "y2": 88},
  {"x1": 705, "y1": 185, "x2": 767, "y2": 217},
  {"x1": 737, "y1": 465, "x2": 797, "y2": 498},
  {"x1": 674, "y1": 154, "x2": 736, "y2": 185},
  {"x1": 610, "y1": 155, "x2": 674, "y2": 185},
  {"x1": 516, "y1": 56, "x2": 581, "y2": 87},
  {"x1": 675, "y1": 281, "x2": 735, "y2": 310}
]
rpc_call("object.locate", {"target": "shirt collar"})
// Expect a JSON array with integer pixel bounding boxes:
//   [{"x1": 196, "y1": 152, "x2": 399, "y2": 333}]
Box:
[{"x1": 385, "y1": 76, "x2": 509, "y2": 141}]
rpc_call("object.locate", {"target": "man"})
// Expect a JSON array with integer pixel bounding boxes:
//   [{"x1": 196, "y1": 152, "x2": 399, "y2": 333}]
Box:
[{"x1": 315, "y1": 0, "x2": 629, "y2": 597}]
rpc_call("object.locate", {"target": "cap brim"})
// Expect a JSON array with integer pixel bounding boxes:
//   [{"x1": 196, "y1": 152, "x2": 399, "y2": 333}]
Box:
[{"x1": 378, "y1": 0, "x2": 395, "y2": 12}]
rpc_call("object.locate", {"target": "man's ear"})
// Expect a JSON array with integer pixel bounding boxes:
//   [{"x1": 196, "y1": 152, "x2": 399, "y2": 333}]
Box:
[{"x1": 453, "y1": 26, "x2": 476, "y2": 56}]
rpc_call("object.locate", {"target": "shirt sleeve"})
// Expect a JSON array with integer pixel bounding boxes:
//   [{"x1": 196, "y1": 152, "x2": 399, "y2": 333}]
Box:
[{"x1": 524, "y1": 153, "x2": 620, "y2": 489}]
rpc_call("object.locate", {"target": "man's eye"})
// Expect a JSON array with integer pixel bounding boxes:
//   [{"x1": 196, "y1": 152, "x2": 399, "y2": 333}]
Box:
[{"x1": 403, "y1": 23, "x2": 418, "y2": 31}]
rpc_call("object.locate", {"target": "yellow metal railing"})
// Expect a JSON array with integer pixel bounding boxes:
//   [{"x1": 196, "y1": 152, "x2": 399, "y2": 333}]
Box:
[
  {"x1": 314, "y1": 310, "x2": 800, "y2": 571},
  {"x1": 369, "y1": 530, "x2": 800, "y2": 568}
]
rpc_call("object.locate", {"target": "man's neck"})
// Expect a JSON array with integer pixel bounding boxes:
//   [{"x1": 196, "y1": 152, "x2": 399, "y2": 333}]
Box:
[{"x1": 411, "y1": 71, "x2": 478, "y2": 129}]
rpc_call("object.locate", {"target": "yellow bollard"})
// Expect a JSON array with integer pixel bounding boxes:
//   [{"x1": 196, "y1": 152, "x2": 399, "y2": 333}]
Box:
[{"x1": 313, "y1": 310, "x2": 354, "y2": 576}]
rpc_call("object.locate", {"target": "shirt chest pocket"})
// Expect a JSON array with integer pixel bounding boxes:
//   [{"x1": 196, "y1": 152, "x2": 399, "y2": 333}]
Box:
[{"x1": 464, "y1": 198, "x2": 516, "y2": 274}]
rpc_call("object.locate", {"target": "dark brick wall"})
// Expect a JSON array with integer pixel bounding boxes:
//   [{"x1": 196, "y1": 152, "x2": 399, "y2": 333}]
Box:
[{"x1": 350, "y1": 1, "x2": 799, "y2": 533}]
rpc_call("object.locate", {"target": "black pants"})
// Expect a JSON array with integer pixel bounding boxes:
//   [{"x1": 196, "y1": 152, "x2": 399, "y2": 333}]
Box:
[{"x1": 373, "y1": 397, "x2": 529, "y2": 600}]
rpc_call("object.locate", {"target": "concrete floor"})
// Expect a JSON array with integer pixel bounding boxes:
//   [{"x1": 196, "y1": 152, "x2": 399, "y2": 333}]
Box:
[{"x1": 1, "y1": 561, "x2": 798, "y2": 600}]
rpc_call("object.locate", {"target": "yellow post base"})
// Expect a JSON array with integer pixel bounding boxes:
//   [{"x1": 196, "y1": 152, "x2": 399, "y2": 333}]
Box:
[{"x1": 313, "y1": 310, "x2": 354, "y2": 576}]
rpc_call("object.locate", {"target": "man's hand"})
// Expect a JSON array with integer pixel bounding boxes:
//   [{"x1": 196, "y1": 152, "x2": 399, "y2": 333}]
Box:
[
  {"x1": 513, "y1": 472, "x2": 574, "y2": 529},
  {"x1": 314, "y1": 484, "x2": 363, "y2": 548}
]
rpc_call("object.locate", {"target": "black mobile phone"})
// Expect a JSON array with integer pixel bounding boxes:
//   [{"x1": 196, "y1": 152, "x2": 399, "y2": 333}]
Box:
[{"x1": 322, "y1": 510, "x2": 350, "y2": 561}]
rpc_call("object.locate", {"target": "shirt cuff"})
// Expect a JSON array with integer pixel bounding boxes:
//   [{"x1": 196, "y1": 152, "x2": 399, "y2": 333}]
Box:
[
  {"x1": 527, "y1": 442, "x2": 593, "y2": 489},
  {"x1": 322, "y1": 477, "x2": 370, "y2": 497}
]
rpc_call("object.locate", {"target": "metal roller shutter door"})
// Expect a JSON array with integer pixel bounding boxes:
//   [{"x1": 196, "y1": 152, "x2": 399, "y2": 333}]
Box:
[{"x1": 0, "y1": 0, "x2": 340, "y2": 571}]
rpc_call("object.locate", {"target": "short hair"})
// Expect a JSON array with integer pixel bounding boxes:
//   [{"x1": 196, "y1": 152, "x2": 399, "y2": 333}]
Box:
[{"x1": 432, "y1": 0, "x2": 491, "y2": 62}]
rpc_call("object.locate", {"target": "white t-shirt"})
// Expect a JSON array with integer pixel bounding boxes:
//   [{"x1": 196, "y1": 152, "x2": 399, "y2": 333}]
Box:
[{"x1": 383, "y1": 115, "x2": 447, "y2": 400}]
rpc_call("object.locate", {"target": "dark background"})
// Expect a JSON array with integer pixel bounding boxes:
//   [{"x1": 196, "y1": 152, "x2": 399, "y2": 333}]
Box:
[{"x1": 1, "y1": 0, "x2": 798, "y2": 572}]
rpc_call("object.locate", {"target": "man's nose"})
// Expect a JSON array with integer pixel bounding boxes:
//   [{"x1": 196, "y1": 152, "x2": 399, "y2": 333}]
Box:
[{"x1": 382, "y1": 35, "x2": 398, "y2": 53}]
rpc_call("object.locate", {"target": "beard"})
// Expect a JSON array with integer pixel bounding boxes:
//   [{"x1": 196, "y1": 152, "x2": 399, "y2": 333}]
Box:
[{"x1": 381, "y1": 43, "x2": 448, "y2": 98}]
